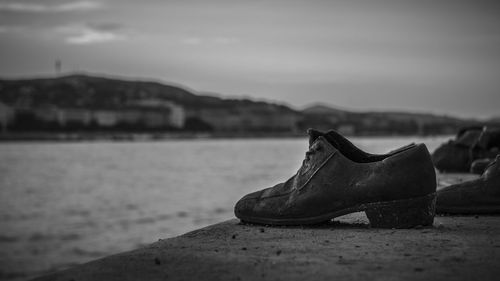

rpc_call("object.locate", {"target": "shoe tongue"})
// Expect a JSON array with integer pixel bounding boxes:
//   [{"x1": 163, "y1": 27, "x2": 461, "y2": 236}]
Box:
[
  {"x1": 307, "y1": 128, "x2": 324, "y2": 146},
  {"x1": 307, "y1": 128, "x2": 340, "y2": 149}
]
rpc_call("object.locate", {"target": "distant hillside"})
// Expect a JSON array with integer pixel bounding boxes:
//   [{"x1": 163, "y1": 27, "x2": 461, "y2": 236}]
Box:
[
  {"x1": 0, "y1": 74, "x2": 497, "y2": 136},
  {"x1": 0, "y1": 74, "x2": 300, "y2": 133},
  {"x1": 0, "y1": 74, "x2": 295, "y2": 112},
  {"x1": 300, "y1": 104, "x2": 495, "y2": 135}
]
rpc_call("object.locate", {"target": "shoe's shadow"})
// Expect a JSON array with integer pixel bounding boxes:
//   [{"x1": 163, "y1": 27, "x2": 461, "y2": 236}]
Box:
[
  {"x1": 239, "y1": 220, "x2": 370, "y2": 230},
  {"x1": 239, "y1": 212, "x2": 373, "y2": 230}
]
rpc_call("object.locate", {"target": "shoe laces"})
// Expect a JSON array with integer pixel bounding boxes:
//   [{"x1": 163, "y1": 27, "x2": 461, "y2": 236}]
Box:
[{"x1": 303, "y1": 143, "x2": 322, "y2": 163}]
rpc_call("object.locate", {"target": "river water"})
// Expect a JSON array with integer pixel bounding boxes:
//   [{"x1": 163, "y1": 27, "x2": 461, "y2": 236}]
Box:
[{"x1": 0, "y1": 136, "x2": 449, "y2": 280}]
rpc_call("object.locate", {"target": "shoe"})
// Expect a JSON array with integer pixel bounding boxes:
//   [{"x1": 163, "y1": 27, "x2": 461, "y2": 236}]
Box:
[
  {"x1": 234, "y1": 129, "x2": 437, "y2": 228},
  {"x1": 432, "y1": 126, "x2": 500, "y2": 173},
  {"x1": 470, "y1": 158, "x2": 493, "y2": 175},
  {"x1": 436, "y1": 154, "x2": 500, "y2": 214}
]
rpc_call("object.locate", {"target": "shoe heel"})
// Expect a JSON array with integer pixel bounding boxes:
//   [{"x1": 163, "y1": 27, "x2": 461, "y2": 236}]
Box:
[{"x1": 365, "y1": 193, "x2": 436, "y2": 229}]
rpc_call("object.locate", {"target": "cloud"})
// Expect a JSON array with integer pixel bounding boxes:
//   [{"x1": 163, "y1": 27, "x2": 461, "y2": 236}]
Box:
[
  {"x1": 0, "y1": 20, "x2": 125, "y2": 45},
  {"x1": 86, "y1": 22, "x2": 123, "y2": 32},
  {"x1": 0, "y1": 25, "x2": 24, "y2": 33},
  {"x1": 181, "y1": 36, "x2": 240, "y2": 46},
  {"x1": 0, "y1": 1, "x2": 102, "y2": 13},
  {"x1": 181, "y1": 37, "x2": 203, "y2": 45},
  {"x1": 213, "y1": 37, "x2": 240, "y2": 45},
  {"x1": 56, "y1": 23, "x2": 126, "y2": 45},
  {"x1": 66, "y1": 29, "x2": 125, "y2": 44}
]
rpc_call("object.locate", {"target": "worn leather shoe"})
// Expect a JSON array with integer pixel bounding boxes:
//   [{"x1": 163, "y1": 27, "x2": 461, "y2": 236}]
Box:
[
  {"x1": 470, "y1": 158, "x2": 493, "y2": 174},
  {"x1": 437, "y1": 154, "x2": 500, "y2": 214},
  {"x1": 234, "y1": 129, "x2": 437, "y2": 228},
  {"x1": 433, "y1": 126, "x2": 500, "y2": 173}
]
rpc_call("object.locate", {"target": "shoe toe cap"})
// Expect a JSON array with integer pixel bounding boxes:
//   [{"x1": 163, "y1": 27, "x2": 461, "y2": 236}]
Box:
[{"x1": 234, "y1": 190, "x2": 263, "y2": 219}]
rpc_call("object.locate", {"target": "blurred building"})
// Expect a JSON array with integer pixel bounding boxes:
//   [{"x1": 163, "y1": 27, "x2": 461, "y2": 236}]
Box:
[
  {"x1": 0, "y1": 101, "x2": 14, "y2": 132},
  {"x1": 19, "y1": 100, "x2": 186, "y2": 130},
  {"x1": 337, "y1": 124, "x2": 355, "y2": 135},
  {"x1": 190, "y1": 106, "x2": 300, "y2": 132},
  {"x1": 93, "y1": 109, "x2": 118, "y2": 127},
  {"x1": 127, "y1": 99, "x2": 185, "y2": 128}
]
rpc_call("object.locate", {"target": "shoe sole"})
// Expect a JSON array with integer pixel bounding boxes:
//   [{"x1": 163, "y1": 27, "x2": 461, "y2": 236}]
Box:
[{"x1": 239, "y1": 193, "x2": 436, "y2": 229}]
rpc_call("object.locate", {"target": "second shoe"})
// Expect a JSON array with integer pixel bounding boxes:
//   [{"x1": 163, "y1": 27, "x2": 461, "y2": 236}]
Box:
[
  {"x1": 234, "y1": 129, "x2": 437, "y2": 228},
  {"x1": 437, "y1": 154, "x2": 500, "y2": 214}
]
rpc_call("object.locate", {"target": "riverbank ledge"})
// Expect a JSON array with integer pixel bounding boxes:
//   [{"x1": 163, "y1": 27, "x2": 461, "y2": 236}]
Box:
[
  {"x1": 32, "y1": 173, "x2": 499, "y2": 281},
  {"x1": 33, "y1": 213, "x2": 500, "y2": 281}
]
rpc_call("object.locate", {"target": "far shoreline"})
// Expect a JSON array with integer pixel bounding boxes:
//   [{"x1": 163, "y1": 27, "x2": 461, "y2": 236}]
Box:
[{"x1": 0, "y1": 131, "x2": 452, "y2": 143}]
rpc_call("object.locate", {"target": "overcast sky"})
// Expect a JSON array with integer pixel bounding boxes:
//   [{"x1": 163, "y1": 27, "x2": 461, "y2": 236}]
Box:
[{"x1": 0, "y1": 0, "x2": 499, "y2": 118}]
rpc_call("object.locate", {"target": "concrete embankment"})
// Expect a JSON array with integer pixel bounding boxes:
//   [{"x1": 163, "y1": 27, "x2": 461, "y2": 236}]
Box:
[
  {"x1": 33, "y1": 217, "x2": 500, "y2": 281},
  {"x1": 33, "y1": 173, "x2": 500, "y2": 281}
]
